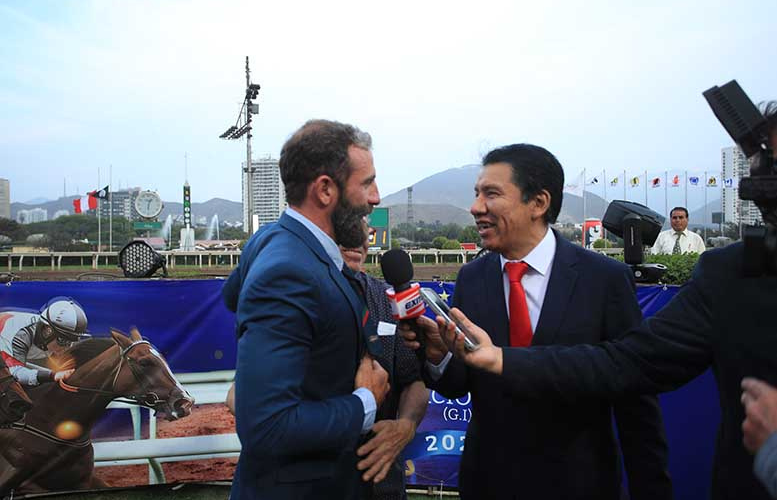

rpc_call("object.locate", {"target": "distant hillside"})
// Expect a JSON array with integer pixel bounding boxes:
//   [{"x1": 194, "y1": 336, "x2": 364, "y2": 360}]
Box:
[
  {"x1": 381, "y1": 165, "x2": 610, "y2": 225},
  {"x1": 385, "y1": 203, "x2": 474, "y2": 228},
  {"x1": 11, "y1": 196, "x2": 243, "y2": 225}
]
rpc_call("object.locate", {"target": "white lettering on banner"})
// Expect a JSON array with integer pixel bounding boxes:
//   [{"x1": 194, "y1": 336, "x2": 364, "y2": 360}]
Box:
[
  {"x1": 442, "y1": 407, "x2": 472, "y2": 423},
  {"x1": 429, "y1": 391, "x2": 472, "y2": 406},
  {"x1": 426, "y1": 434, "x2": 466, "y2": 452}
]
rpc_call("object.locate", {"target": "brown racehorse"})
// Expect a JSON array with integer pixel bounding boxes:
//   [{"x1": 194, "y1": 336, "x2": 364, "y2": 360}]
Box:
[
  {"x1": 0, "y1": 328, "x2": 193, "y2": 495},
  {"x1": 0, "y1": 357, "x2": 32, "y2": 427}
]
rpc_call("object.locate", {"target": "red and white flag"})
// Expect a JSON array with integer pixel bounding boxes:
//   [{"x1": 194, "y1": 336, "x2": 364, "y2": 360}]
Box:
[{"x1": 73, "y1": 193, "x2": 98, "y2": 213}]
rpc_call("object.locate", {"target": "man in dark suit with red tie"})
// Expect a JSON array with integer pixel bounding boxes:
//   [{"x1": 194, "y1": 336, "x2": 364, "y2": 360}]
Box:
[{"x1": 420, "y1": 144, "x2": 673, "y2": 499}]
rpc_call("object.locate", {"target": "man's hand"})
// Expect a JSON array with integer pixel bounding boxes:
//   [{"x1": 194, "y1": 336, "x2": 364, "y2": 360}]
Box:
[
  {"x1": 437, "y1": 308, "x2": 503, "y2": 375},
  {"x1": 356, "y1": 418, "x2": 416, "y2": 483},
  {"x1": 742, "y1": 377, "x2": 777, "y2": 453},
  {"x1": 53, "y1": 369, "x2": 74, "y2": 382},
  {"x1": 398, "y1": 315, "x2": 449, "y2": 364},
  {"x1": 355, "y1": 355, "x2": 390, "y2": 407}
]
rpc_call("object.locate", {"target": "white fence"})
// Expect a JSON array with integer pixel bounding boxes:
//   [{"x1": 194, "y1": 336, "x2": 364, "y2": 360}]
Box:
[{"x1": 98, "y1": 370, "x2": 239, "y2": 484}]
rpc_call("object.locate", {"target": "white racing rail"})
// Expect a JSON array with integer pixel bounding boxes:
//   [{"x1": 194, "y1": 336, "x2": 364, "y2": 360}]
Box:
[{"x1": 97, "y1": 370, "x2": 239, "y2": 484}]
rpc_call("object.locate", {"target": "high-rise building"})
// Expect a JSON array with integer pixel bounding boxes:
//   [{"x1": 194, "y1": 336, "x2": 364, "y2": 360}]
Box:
[
  {"x1": 242, "y1": 155, "x2": 286, "y2": 232},
  {"x1": 721, "y1": 146, "x2": 761, "y2": 226},
  {"x1": 17, "y1": 208, "x2": 48, "y2": 224},
  {"x1": 0, "y1": 179, "x2": 9, "y2": 220},
  {"x1": 97, "y1": 188, "x2": 142, "y2": 221}
]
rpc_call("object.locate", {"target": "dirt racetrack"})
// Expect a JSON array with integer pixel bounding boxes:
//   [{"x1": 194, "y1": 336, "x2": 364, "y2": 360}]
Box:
[{"x1": 94, "y1": 404, "x2": 237, "y2": 487}]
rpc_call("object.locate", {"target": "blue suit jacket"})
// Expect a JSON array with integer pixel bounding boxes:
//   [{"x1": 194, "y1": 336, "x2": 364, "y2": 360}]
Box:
[
  {"x1": 223, "y1": 213, "x2": 370, "y2": 500},
  {"x1": 432, "y1": 231, "x2": 672, "y2": 500}
]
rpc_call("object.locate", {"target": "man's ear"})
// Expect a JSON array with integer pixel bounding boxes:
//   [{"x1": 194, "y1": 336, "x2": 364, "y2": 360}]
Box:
[
  {"x1": 308, "y1": 175, "x2": 339, "y2": 208},
  {"x1": 530, "y1": 190, "x2": 552, "y2": 221}
]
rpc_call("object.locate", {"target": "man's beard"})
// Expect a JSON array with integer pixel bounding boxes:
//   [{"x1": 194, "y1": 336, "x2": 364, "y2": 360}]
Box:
[{"x1": 332, "y1": 195, "x2": 370, "y2": 249}]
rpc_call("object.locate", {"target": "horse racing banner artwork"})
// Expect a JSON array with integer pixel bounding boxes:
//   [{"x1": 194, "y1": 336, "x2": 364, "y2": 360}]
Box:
[{"x1": 0, "y1": 280, "x2": 719, "y2": 499}]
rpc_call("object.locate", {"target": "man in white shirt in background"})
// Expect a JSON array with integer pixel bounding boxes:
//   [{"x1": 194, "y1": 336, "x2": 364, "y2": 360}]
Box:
[{"x1": 651, "y1": 206, "x2": 706, "y2": 255}]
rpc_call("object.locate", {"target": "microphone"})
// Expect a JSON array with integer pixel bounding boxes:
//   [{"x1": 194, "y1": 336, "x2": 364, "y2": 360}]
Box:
[
  {"x1": 380, "y1": 249, "x2": 427, "y2": 362},
  {"x1": 380, "y1": 249, "x2": 425, "y2": 320}
]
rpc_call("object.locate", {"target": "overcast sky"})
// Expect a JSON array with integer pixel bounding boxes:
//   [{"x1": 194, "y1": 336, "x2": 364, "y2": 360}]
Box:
[{"x1": 2, "y1": 0, "x2": 775, "y2": 205}]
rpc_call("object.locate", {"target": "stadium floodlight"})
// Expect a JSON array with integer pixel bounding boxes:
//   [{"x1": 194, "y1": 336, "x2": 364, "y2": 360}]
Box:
[
  {"x1": 118, "y1": 241, "x2": 168, "y2": 278},
  {"x1": 219, "y1": 56, "x2": 261, "y2": 235},
  {"x1": 219, "y1": 126, "x2": 237, "y2": 139}
]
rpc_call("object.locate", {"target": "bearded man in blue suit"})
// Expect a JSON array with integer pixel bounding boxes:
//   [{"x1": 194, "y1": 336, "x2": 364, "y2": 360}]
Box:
[{"x1": 224, "y1": 119, "x2": 390, "y2": 500}]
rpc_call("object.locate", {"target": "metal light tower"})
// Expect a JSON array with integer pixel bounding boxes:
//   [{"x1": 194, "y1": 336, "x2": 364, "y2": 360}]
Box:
[{"x1": 220, "y1": 56, "x2": 261, "y2": 235}]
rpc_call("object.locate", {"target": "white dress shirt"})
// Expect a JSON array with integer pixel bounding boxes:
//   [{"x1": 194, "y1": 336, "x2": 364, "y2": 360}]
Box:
[
  {"x1": 650, "y1": 228, "x2": 706, "y2": 255},
  {"x1": 429, "y1": 227, "x2": 557, "y2": 379}
]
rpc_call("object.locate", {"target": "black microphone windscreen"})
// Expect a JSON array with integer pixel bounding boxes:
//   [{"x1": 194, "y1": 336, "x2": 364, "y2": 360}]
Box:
[{"x1": 380, "y1": 249, "x2": 414, "y2": 289}]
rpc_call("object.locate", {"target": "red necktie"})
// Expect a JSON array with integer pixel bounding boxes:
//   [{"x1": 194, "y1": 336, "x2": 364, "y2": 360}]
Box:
[{"x1": 505, "y1": 261, "x2": 532, "y2": 347}]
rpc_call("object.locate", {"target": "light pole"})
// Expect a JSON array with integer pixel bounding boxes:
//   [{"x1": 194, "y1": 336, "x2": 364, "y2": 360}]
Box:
[{"x1": 220, "y1": 56, "x2": 260, "y2": 235}]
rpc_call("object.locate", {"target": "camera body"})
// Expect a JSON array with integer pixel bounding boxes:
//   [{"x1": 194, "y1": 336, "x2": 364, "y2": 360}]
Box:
[{"x1": 704, "y1": 80, "x2": 777, "y2": 275}]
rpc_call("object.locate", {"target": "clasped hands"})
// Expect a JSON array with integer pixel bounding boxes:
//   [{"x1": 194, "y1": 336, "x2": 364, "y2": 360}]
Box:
[{"x1": 399, "y1": 308, "x2": 505, "y2": 375}]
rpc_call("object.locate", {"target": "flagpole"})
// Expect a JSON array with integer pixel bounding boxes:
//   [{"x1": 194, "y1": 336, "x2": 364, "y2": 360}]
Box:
[
  {"x1": 109, "y1": 165, "x2": 113, "y2": 253},
  {"x1": 685, "y1": 170, "x2": 688, "y2": 209},
  {"x1": 664, "y1": 171, "x2": 668, "y2": 217},
  {"x1": 623, "y1": 169, "x2": 626, "y2": 200},
  {"x1": 704, "y1": 172, "x2": 708, "y2": 243},
  {"x1": 603, "y1": 169, "x2": 607, "y2": 202},
  {"x1": 97, "y1": 167, "x2": 101, "y2": 256},
  {"x1": 582, "y1": 169, "x2": 586, "y2": 223},
  {"x1": 644, "y1": 170, "x2": 648, "y2": 206}
]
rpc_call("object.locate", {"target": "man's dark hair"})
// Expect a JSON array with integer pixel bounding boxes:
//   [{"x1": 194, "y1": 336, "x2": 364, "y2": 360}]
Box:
[
  {"x1": 670, "y1": 207, "x2": 689, "y2": 218},
  {"x1": 482, "y1": 144, "x2": 564, "y2": 224},
  {"x1": 279, "y1": 119, "x2": 372, "y2": 206}
]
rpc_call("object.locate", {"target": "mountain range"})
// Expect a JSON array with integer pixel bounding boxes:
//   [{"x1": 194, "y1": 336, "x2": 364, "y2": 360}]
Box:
[{"x1": 11, "y1": 165, "x2": 722, "y2": 229}]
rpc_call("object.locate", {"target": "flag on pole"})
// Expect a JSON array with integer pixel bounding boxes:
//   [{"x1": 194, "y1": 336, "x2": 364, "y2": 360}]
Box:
[
  {"x1": 92, "y1": 185, "x2": 109, "y2": 199},
  {"x1": 670, "y1": 173, "x2": 682, "y2": 188},
  {"x1": 724, "y1": 177, "x2": 739, "y2": 189},
  {"x1": 688, "y1": 175, "x2": 701, "y2": 187},
  {"x1": 651, "y1": 176, "x2": 661, "y2": 188},
  {"x1": 73, "y1": 193, "x2": 98, "y2": 214},
  {"x1": 563, "y1": 171, "x2": 585, "y2": 197},
  {"x1": 707, "y1": 176, "x2": 718, "y2": 188},
  {"x1": 629, "y1": 175, "x2": 641, "y2": 188},
  {"x1": 586, "y1": 176, "x2": 599, "y2": 186},
  {"x1": 610, "y1": 176, "x2": 620, "y2": 187}
]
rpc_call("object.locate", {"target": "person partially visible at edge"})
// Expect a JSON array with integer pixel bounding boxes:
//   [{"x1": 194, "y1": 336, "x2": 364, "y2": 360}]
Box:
[
  {"x1": 408, "y1": 143, "x2": 672, "y2": 500},
  {"x1": 651, "y1": 206, "x2": 706, "y2": 255},
  {"x1": 222, "y1": 119, "x2": 390, "y2": 500},
  {"x1": 342, "y1": 226, "x2": 429, "y2": 500}
]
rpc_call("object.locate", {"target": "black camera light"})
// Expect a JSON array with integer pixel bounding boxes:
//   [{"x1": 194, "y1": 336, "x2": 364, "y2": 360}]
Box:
[
  {"x1": 118, "y1": 241, "x2": 168, "y2": 278},
  {"x1": 602, "y1": 200, "x2": 667, "y2": 283}
]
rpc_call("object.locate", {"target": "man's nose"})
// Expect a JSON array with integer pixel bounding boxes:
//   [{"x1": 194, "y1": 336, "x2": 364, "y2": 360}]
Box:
[
  {"x1": 369, "y1": 184, "x2": 380, "y2": 206},
  {"x1": 471, "y1": 195, "x2": 486, "y2": 216}
]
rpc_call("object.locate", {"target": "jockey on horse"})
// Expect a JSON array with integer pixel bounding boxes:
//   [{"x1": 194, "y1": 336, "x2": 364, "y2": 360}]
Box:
[{"x1": 0, "y1": 297, "x2": 90, "y2": 386}]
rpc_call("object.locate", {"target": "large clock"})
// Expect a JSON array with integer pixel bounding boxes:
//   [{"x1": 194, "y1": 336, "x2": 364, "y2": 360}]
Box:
[{"x1": 134, "y1": 190, "x2": 164, "y2": 219}]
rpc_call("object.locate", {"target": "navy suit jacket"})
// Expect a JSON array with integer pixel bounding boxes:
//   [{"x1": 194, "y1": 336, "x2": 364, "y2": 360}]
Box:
[
  {"x1": 500, "y1": 242, "x2": 777, "y2": 500},
  {"x1": 223, "y1": 212, "x2": 371, "y2": 500},
  {"x1": 432, "y1": 231, "x2": 672, "y2": 500}
]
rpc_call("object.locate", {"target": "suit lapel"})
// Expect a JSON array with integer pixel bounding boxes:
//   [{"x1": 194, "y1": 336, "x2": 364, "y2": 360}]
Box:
[
  {"x1": 279, "y1": 213, "x2": 369, "y2": 350},
  {"x1": 532, "y1": 231, "x2": 578, "y2": 346},
  {"x1": 483, "y1": 253, "x2": 511, "y2": 348}
]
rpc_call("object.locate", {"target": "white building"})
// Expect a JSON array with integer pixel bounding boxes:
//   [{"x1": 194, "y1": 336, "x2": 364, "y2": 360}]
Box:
[
  {"x1": 0, "y1": 179, "x2": 9, "y2": 220},
  {"x1": 17, "y1": 208, "x2": 48, "y2": 224},
  {"x1": 53, "y1": 209, "x2": 70, "y2": 219},
  {"x1": 242, "y1": 155, "x2": 286, "y2": 232},
  {"x1": 721, "y1": 146, "x2": 762, "y2": 226}
]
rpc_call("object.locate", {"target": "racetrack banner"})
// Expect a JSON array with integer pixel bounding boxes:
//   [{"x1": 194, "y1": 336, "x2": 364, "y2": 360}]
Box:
[{"x1": 0, "y1": 280, "x2": 717, "y2": 499}]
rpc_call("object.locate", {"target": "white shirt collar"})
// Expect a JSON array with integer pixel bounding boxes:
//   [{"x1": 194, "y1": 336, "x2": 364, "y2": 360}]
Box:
[
  {"x1": 499, "y1": 226, "x2": 556, "y2": 276},
  {"x1": 284, "y1": 207, "x2": 344, "y2": 271}
]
